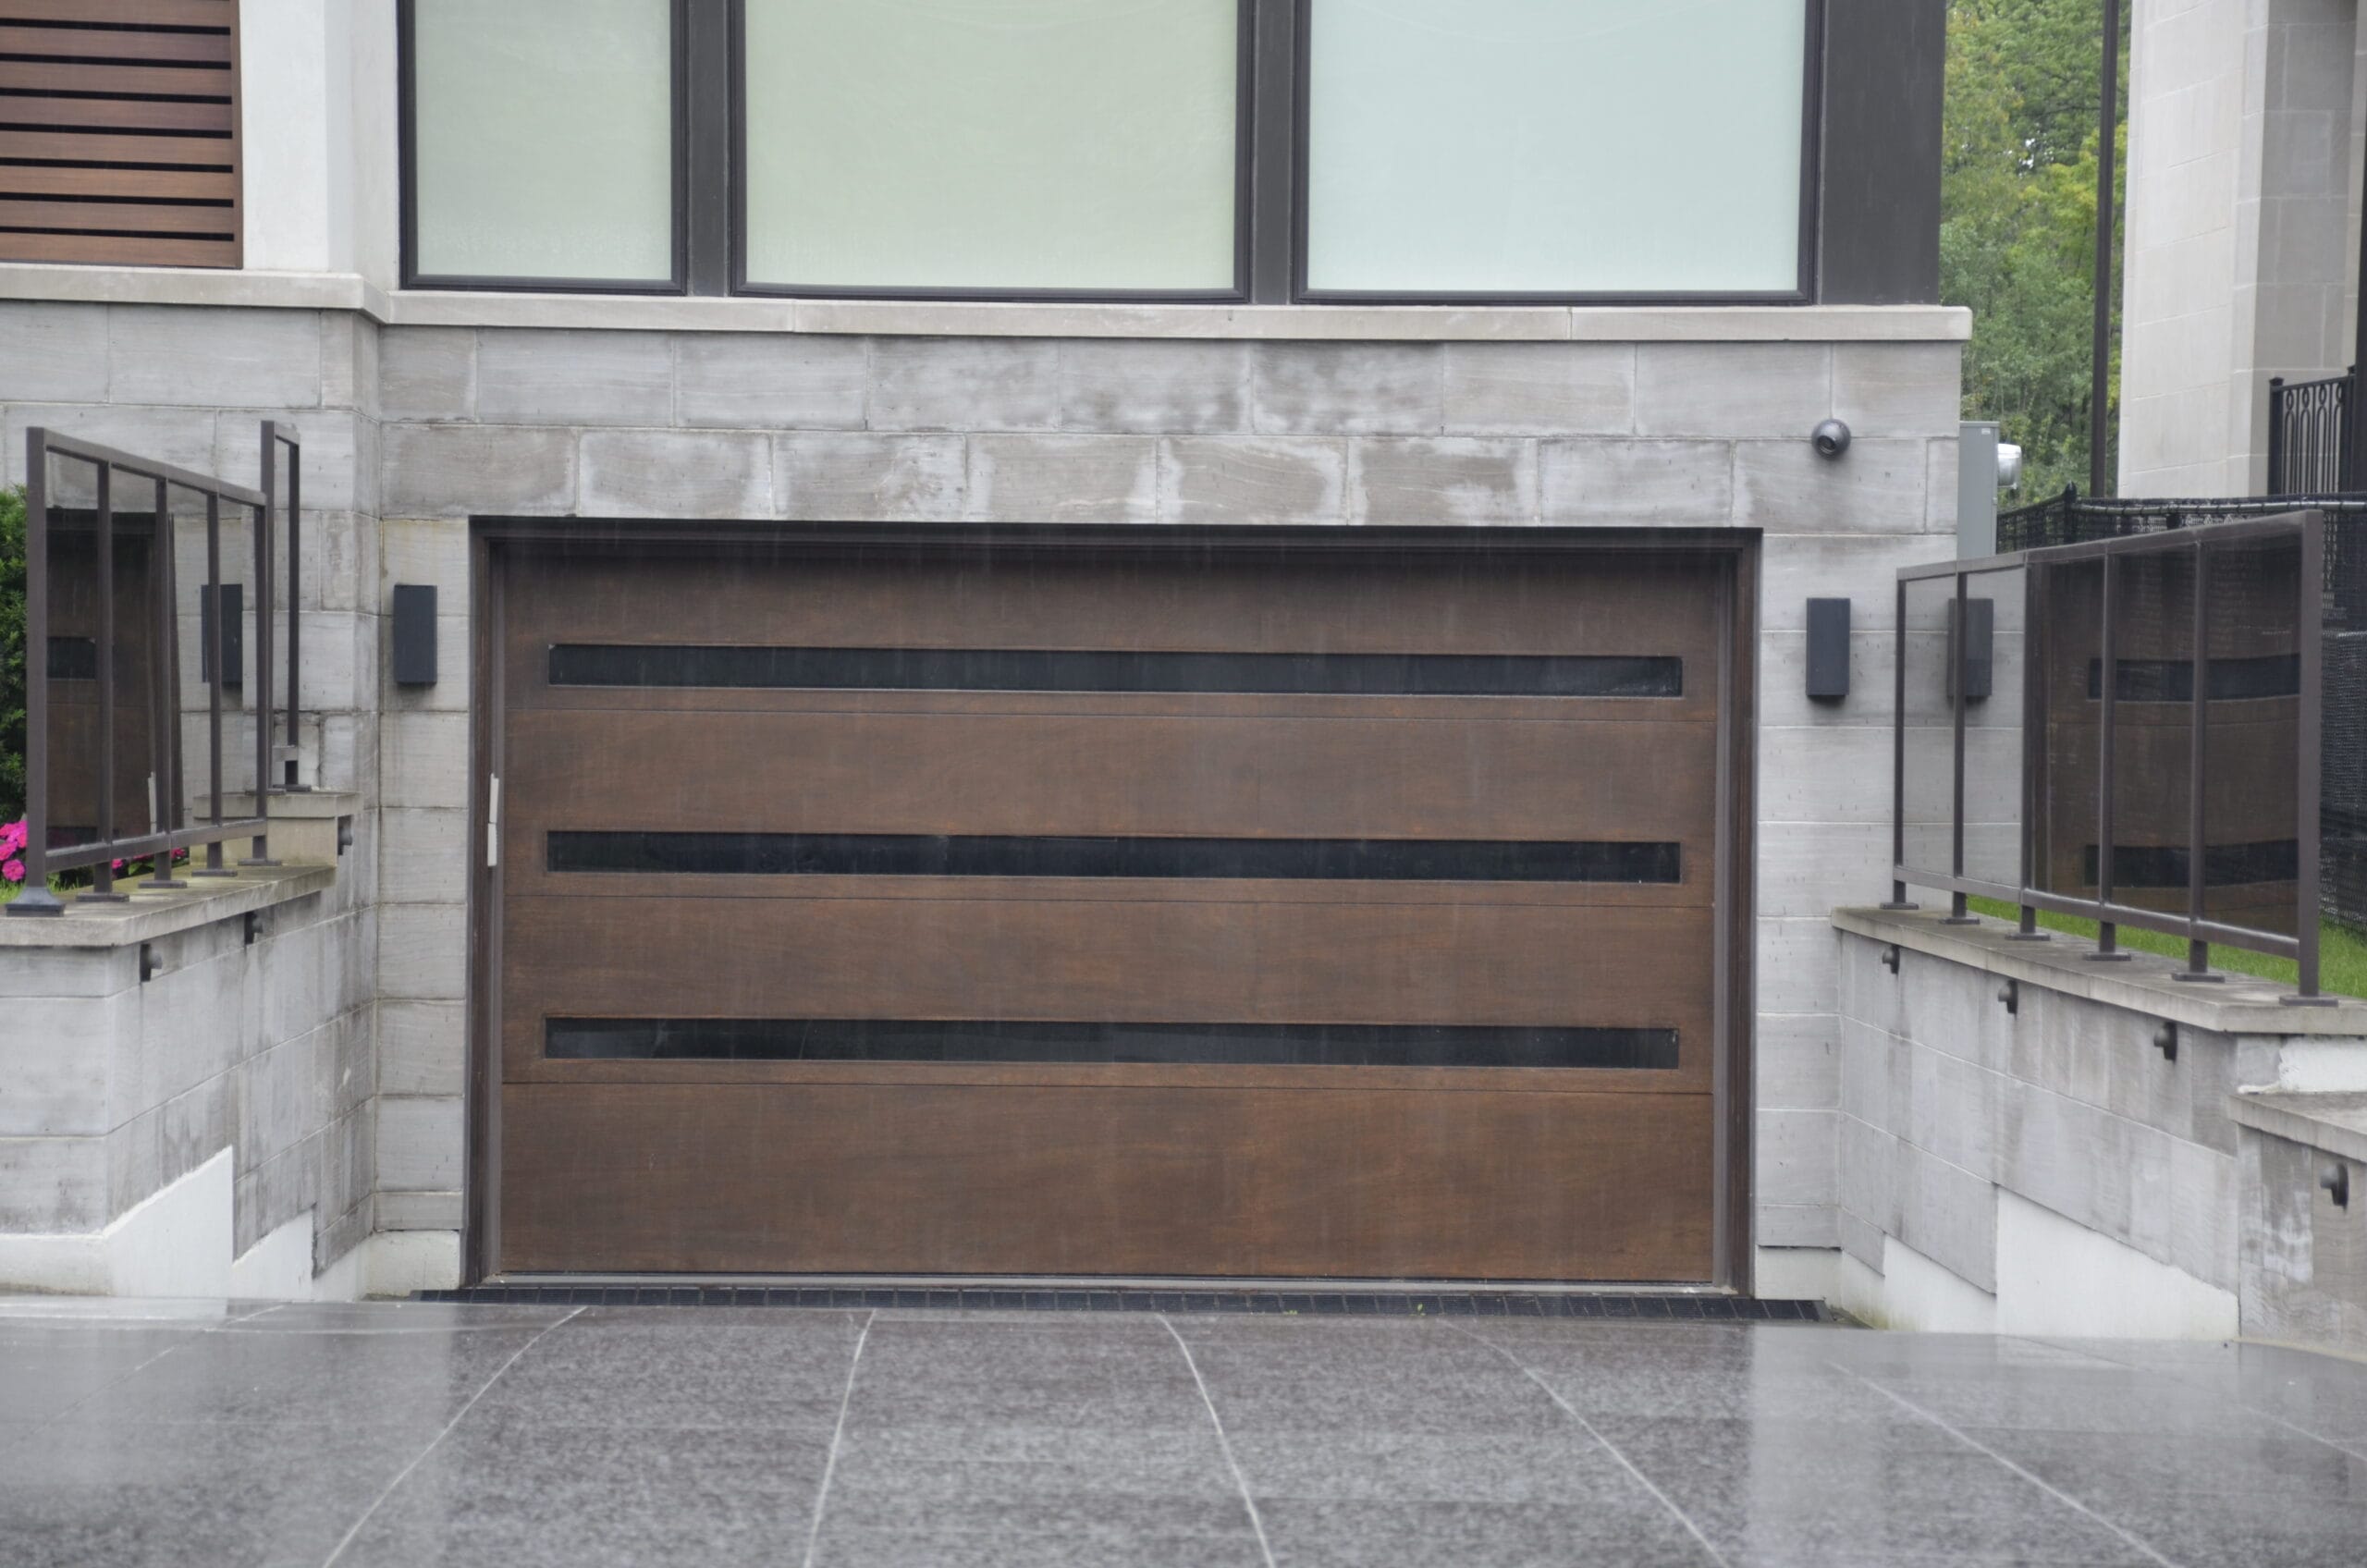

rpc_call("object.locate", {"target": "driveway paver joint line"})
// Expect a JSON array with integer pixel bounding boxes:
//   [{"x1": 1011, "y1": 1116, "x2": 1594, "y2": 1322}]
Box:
[
  {"x1": 802, "y1": 1308, "x2": 877, "y2": 1568},
  {"x1": 1451, "y1": 1321, "x2": 1734, "y2": 1568},
  {"x1": 1824, "y1": 1360, "x2": 2188, "y2": 1568},
  {"x1": 316, "y1": 1306, "x2": 585, "y2": 1568},
  {"x1": 2017, "y1": 1334, "x2": 2367, "y2": 1464},
  {"x1": 32, "y1": 1300, "x2": 288, "y2": 1429},
  {"x1": 1159, "y1": 1312, "x2": 1279, "y2": 1568}
]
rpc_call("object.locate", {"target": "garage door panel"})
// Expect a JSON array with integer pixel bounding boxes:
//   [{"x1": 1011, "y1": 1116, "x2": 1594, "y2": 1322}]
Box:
[
  {"x1": 503, "y1": 894, "x2": 1713, "y2": 1040},
  {"x1": 503, "y1": 709, "x2": 1720, "y2": 844},
  {"x1": 513, "y1": 684, "x2": 1720, "y2": 725},
  {"x1": 505, "y1": 551, "x2": 1725, "y2": 661},
  {"x1": 498, "y1": 1083, "x2": 1717, "y2": 1280},
  {"x1": 492, "y1": 540, "x2": 1738, "y2": 1283},
  {"x1": 500, "y1": 866, "x2": 1713, "y2": 907}
]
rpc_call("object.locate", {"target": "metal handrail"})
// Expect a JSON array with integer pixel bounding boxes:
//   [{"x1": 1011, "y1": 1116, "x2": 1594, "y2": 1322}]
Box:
[
  {"x1": 1888, "y1": 511, "x2": 2332, "y2": 1002},
  {"x1": 8, "y1": 425, "x2": 301, "y2": 916}
]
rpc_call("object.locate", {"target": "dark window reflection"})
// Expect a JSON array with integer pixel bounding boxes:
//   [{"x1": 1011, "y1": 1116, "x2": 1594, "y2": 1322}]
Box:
[
  {"x1": 548, "y1": 831, "x2": 1683, "y2": 884},
  {"x1": 546, "y1": 1017, "x2": 1681, "y2": 1070},
  {"x1": 548, "y1": 643, "x2": 1683, "y2": 697}
]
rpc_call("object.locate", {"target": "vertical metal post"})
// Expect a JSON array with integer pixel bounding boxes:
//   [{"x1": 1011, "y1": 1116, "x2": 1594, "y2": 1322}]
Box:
[
  {"x1": 145, "y1": 476, "x2": 183, "y2": 889},
  {"x1": 7, "y1": 429, "x2": 62, "y2": 915},
  {"x1": 1883, "y1": 576, "x2": 1916, "y2": 909},
  {"x1": 2091, "y1": 0, "x2": 2120, "y2": 497},
  {"x1": 196, "y1": 491, "x2": 233, "y2": 877},
  {"x1": 81, "y1": 463, "x2": 125, "y2": 904},
  {"x1": 2267, "y1": 377, "x2": 2286, "y2": 497},
  {"x1": 242, "y1": 484, "x2": 276, "y2": 866},
  {"x1": 2091, "y1": 554, "x2": 2131, "y2": 959},
  {"x1": 2288, "y1": 513, "x2": 2333, "y2": 1004},
  {"x1": 2177, "y1": 543, "x2": 2215, "y2": 979},
  {"x1": 276, "y1": 425, "x2": 304, "y2": 791},
  {"x1": 2013, "y1": 560, "x2": 2050, "y2": 938},
  {"x1": 1945, "y1": 570, "x2": 1975, "y2": 922}
]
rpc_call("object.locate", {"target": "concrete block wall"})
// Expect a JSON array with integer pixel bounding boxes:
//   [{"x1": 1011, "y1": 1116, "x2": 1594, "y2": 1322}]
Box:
[
  {"x1": 0, "y1": 881, "x2": 375, "y2": 1279},
  {"x1": 0, "y1": 300, "x2": 385, "y2": 1276},
  {"x1": 1829, "y1": 923, "x2": 2271, "y2": 1333},
  {"x1": 7, "y1": 296, "x2": 1968, "y2": 1280},
  {"x1": 369, "y1": 325, "x2": 1965, "y2": 1271}
]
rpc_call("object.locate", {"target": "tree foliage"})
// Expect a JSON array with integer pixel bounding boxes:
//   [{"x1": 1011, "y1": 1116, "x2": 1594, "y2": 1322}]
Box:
[{"x1": 1944, "y1": 0, "x2": 2130, "y2": 501}]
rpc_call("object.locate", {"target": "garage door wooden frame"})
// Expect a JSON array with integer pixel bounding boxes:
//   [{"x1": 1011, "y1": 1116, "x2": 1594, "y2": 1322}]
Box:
[{"x1": 460, "y1": 521, "x2": 1760, "y2": 1292}]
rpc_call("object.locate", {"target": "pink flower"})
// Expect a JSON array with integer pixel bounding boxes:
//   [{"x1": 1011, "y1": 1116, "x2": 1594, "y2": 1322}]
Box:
[
  {"x1": 111, "y1": 859, "x2": 125, "y2": 872},
  {"x1": 3, "y1": 861, "x2": 23, "y2": 884}
]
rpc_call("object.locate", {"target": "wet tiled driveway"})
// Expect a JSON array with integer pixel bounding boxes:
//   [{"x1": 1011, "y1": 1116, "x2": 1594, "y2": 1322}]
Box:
[{"x1": 5, "y1": 1298, "x2": 2367, "y2": 1566}]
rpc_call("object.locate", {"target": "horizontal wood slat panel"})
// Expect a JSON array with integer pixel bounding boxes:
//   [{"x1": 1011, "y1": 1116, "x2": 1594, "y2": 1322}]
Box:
[
  {"x1": 499, "y1": 1084, "x2": 1718, "y2": 1280},
  {"x1": 0, "y1": 129, "x2": 233, "y2": 166},
  {"x1": 506, "y1": 708, "x2": 1719, "y2": 848},
  {"x1": 0, "y1": 198, "x2": 233, "y2": 234},
  {"x1": 0, "y1": 165, "x2": 235, "y2": 201},
  {"x1": 0, "y1": 26, "x2": 232, "y2": 63},
  {"x1": 0, "y1": 59, "x2": 231, "y2": 94},
  {"x1": 0, "y1": 230, "x2": 234, "y2": 265},
  {"x1": 0, "y1": 0, "x2": 235, "y2": 26},
  {"x1": 0, "y1": 0, "x2": 239, "y2": 266},
  {"x1": 0, "y1": 94, "x2": 234, "y2": 132}
]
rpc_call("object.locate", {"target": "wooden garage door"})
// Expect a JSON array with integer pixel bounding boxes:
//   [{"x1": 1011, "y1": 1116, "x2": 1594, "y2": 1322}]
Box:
[{"x1": 491, "y1": 537, "x2": 1738, "y2": 1281}]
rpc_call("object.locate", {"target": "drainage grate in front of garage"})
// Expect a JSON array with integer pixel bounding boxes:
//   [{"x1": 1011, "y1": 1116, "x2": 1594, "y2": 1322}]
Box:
[{"x1": 417, "y1": 1283, "x2": 1836, "y2": 1320}]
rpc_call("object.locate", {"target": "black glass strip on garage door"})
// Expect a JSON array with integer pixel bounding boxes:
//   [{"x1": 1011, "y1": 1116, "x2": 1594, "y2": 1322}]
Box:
[
  {"x1": 2080, "y1": 839, "x2": 2300, "y2": 888},
  {"x1": 548, "y1": 643, "x2": 1683, "y2": 697},
  {"x1": 546, "y1": 1018, "x2": 1680, "y2": 1070},
  {"x1": 2084, "y1": 654, "x2": 2300, "y2": 702},
  {"x1": 548, "y1": 831, "x2": 1682, "y2": 884}
]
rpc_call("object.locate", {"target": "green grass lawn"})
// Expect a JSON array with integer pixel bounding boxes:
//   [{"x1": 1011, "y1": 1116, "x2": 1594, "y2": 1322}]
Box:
[{"x1": 1964, "y1": 895, "x2": 2367, "y2": 999}]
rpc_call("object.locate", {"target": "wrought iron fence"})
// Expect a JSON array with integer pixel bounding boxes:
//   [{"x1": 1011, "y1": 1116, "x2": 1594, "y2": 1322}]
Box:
[
  {"x1": 7, "y1": 425, "x2": 303, "y2": 916},
  {"x1": 2268, "y1": 370, "x2": 2354, "y2": 496},
  {"x1": 1890, "y1": 512, "x2": 2335, "y2": 1002}
]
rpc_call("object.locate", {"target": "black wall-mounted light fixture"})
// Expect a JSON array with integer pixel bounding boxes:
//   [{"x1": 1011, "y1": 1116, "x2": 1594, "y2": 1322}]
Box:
[
  {"x1": 1949, "y1": 598, "x2": 1994, "y2": 703},
  {"x1": 1807, "y1": 598, "x2": 1850, "y2": 701},
  {"x1": 199, "y1": 582, "x2": 242, "y2": 689},
  {"x1": 392, "y1": 584, "x2": 437, "y2": 686}
]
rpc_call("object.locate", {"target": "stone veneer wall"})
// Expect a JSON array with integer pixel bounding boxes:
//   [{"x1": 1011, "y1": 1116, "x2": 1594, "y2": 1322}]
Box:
[
  {"x1": 1833, "y1": 922, "x2": 2280, "y2": 1331},
  {"x1": 0, "y1": 874, "x2": 375, "y2": 1280},
  {"x1": 5, "y1": 299, "x2": 1968, "y2": 1282},
  {"x1": 2, "y1": 301, "x2": 382, "y2": 1280}
]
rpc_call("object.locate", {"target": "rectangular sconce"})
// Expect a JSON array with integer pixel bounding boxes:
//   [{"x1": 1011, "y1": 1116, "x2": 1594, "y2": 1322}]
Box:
[
  {"x1": 199, "y1": 583, "x2": 241, "y2": 689},
  {"x1": 1950, "y1": 598, "x2": 1994, "y2": 703},
  {"x1": 1806, "y1": 597, "x2": 1849, "y2": 700},
  {"x1": 392, "y1": 584, "x2": 438, "y2": 686}
]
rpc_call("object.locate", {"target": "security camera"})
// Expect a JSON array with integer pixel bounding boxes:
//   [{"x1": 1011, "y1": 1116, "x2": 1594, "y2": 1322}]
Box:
[{"x1": 1811, "y1": 419, "x2": 1852, "y2": 459}]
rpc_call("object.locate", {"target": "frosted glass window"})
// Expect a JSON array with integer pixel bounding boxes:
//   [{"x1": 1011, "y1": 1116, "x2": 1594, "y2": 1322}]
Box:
[
  {"x1": 411, "y1": 0, "x2": 676, "y2": 283},
  {"x1": 742, "y1": 0, "x2": 1239, "y2": 292},
  {"x1": 1306, "y1": 0, "x2": 1809, "y2": 295}
]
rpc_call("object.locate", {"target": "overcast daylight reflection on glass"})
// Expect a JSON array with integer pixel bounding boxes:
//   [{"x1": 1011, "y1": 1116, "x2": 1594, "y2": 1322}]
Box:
[{"x1": 1306, "y1": 0, "x2": 1809, "y2": 294}]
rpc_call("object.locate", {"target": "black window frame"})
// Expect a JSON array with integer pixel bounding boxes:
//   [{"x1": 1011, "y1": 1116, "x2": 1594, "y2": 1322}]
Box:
[
  {"x1": 399, "y1": 0, "x2": 693, "y2": 296},
  {"x1": 397, "y1": 0, "x2": 1834, "y2": 306},
  {"x1": 1291, "y1": 0, "x2": 1824, "y2": 307}
]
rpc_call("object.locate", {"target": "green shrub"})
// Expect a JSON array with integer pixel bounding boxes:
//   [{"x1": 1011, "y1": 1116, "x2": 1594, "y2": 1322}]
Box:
[{"x1": 0, "y1": 486, "x2": 21, "y2": 825}]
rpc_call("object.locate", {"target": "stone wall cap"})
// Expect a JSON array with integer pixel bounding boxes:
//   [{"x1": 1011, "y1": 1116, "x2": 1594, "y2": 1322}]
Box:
[
  {"x1": 1833, "y1": 905, "x2": 2367, "y2": 1035},
  {"x1": 0, "y1": 263, "x2": 1973, "y2": 343},
  {"x1": 194, "y1": 790, "x2": 361, "y2": 822},
  {"x1": 0, "y1": 864, "x2": 334, "y2": 949},
  {"x1": 2229, "y1": 1091, "x2": 2367, "y2": 1165}
]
